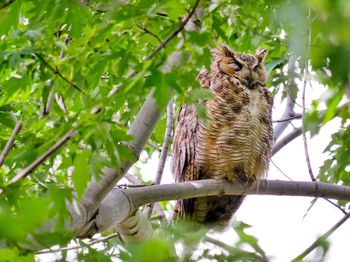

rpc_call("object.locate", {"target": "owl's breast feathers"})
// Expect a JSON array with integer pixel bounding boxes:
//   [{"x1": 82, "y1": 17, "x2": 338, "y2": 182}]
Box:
[{"x1": 196, "y1": 73, "x2": 273, "y2": 182}]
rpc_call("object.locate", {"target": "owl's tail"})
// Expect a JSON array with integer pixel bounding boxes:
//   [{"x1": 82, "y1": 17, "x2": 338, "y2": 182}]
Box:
[
  {"x1": 200, "y1": 195, "x2": 245, "y2": 229},
  {"x1": 172, "y1": 195, "x2": 245, "y2": 229}
]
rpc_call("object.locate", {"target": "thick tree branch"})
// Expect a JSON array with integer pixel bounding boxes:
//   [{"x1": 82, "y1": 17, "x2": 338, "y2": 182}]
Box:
[
  {"x1": 80, "y1": 90, "x2": 161, "y2": 228},
  {"x1": 292, "y1": 211, "x2": 350, "y2": 261},
  {"x1": 80, "y1": 0, "x2": 201, "y2": 234},
  {"x1": 92, "y1": 180, "x2": 350, "y2": 233},
  {"x1": 0, "y1": 118, "x2": 23, "y2": 167}
]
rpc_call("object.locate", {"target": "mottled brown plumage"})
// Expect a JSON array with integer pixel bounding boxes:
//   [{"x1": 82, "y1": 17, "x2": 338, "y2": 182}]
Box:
[{"x1": 171, "y1": 44, "x2": 273, "y2": 229}]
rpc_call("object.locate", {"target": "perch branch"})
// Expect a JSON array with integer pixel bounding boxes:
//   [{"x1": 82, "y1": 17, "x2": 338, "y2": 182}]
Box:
[
  {"x1": 92, "y1": 179, "x2": 350, "y2": 234},
  {"x1": 292, "y1": 211, "x2": 350, "y2": 261},
  {"x1": 0, "y1": 118, "x2": 23, "y2": 167}
]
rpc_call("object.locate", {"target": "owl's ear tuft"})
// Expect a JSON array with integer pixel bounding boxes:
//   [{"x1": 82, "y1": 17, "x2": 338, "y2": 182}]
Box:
[
  {"x1": 256, "y1": 49, "x2": 268, "y2": 62},
  {"x1": 219, "y1": 43, "x2": 235, "y2": 56}
]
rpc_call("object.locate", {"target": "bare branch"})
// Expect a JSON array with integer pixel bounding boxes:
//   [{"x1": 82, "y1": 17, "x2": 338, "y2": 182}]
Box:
[
  {"x1": 273, "y1": 56, "x2": 297, "y2": 141},
  {"x1": 0, "y1": 118, "x2": 23, "y2": 167},
  {"x1": 292, "y1": 212, "x2": 350, "y2": 261},
  {"x1": 272, "y1": 114, "x2": 302, "y2": 123},
  {"x1": 8, "y1": 129, "x2": 77, "y2": 185},
  {"x1": 35, "y1": 53, "x2": 86, "y2": 95},
  {"x1": 42, "y1": 85, "x2": 56, "y2": 117},
  {"x1": 301, "y1": 16, "x2": 316, "y2": 182},
  {"x1": 143, "y1": 0, "x2": 200, "y2": 61},
  {"x1": 93, "y1": 179, "x2": 350, "y2": 234},
  {"x1": 272, "y1": 99, "x2": 350, "y2": 156},
  {"x1": 145, "y1": 100, "x2": 174, "y2": 217}
]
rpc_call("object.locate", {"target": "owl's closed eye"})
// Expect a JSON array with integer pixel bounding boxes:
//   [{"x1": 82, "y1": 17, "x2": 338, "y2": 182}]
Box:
[{"x1": 218, "y1": 47, "x2": 268, "y2": 85}]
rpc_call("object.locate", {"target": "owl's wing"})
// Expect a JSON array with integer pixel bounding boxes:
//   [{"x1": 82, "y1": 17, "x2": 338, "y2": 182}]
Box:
[
  {"x1": 171, "y1": 105, "x2": 200, "y2": 183},
  {"x1": 171, "y1": 105, "x2": 201, "y2": 219}
]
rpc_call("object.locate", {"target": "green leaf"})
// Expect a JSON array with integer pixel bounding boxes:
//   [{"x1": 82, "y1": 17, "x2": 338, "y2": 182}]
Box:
[
  {"x1": 72, "y1": 150, "x2": 91, "y2": 199},
  {"x1": 0, "y1": 248, "x2": 16, "y2": 260}
]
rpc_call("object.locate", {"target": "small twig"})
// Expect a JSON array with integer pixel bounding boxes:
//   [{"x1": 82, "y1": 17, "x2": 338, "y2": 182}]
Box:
[
  {"x1": 323, "y1": 198, "x2": 347, "y2": 215},
  {"x1": 146, "y1": 142, "x2": 162, "y2": 152},
  {"x1": 124, "y1": 173, "x2": 143, "y2": 186},
  {"x1": 35, "y1": 53, "x2": 86, "y2": 95},
  {"x1": 272, "y1": 114, "x2": 302, "y2": 123},
  {"x1": 42, "y1": 34, "x2": 72, "y2": 117},
  {"x1": 137, "y1": 24, "x2": 162, "y2": 43},
  {"x1": 0, "y1": 118, "x2": 23, "y2": 167},
  {"x1": 292, "y1": 212, "x2": 350, "y2": 261},
  {"x1": 270, "y1": 160, "x2": 293, "y2": 181},
  {"x1": 116, "y1": 184, "x2": 149, "y2": 188},
  {"x1": 301, "y1": 13, "x2": 316, "y2": 182},
  {"x1": 36, "y1": 232, "x2": 120, "y2": 255},
  {"x1": 145, "y1": 101, "x2": 174, "y2": 218},
  {"x1": 42, "y1": 85, "x2": 56, "y2": 117},
  {"x1": 143, "y1": 0, "x2": 200, "y2": 61},
  {"x1": 8, "y1": 129, "x2": 77, "y2": 185}
]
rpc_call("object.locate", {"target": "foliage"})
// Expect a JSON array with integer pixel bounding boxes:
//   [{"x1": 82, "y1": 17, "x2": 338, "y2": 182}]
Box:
[{"x1": 0, "y1": 0, "x2": 349, "y2": 261}]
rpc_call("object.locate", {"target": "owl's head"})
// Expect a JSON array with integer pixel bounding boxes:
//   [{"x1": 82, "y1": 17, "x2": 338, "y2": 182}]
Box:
[{"x1": 211, "y1": 44, "x2": 268, "y2": 89}]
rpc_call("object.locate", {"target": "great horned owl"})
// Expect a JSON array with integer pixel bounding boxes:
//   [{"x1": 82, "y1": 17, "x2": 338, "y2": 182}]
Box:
[{"x1": 171, "y1": 44, "x2": 273, "y2": 228}]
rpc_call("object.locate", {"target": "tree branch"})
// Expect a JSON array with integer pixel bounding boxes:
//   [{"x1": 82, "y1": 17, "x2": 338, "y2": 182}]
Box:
[
  {"x1": 143, "y1": 0, "x2": 200, "y2": 61},
  {"x1": 8, "y1": 129, "x2": 77, "y2": 185},
  {"x1": 292, "y1": 211, "x2": 350, "y2": 261},
  {"x1": 145, "y1": 100, "x2": 173, "y2": 217},
  {"x1": 273, "y1": 56, "x2": 297, "y2": 141},
  {"x1": 93, "y1": 179, "x2": 350, "y2": 233},
  {"x1": 35, "y1": 53, "x2": 86, "y2": 95},
  {"x1": 36, "y1": 232, "x2": 120, "y2": 255},
  {"x1": 0, "y1": 118, "x2": 23, "y2": 167},
  {"x1": 80, "y1": 0, "x2": 201, "y2": 234}
]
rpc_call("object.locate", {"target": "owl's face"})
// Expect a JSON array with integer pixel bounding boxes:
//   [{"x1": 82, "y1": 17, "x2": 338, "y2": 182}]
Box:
[{"x1": 212, "y1": 44, "x2": 268, "y2": 89}]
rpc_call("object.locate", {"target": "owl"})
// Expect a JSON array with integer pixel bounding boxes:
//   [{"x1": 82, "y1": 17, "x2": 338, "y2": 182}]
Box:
[{"x1": 171, "y1": 44, "x2": 273, "y2": 228}]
